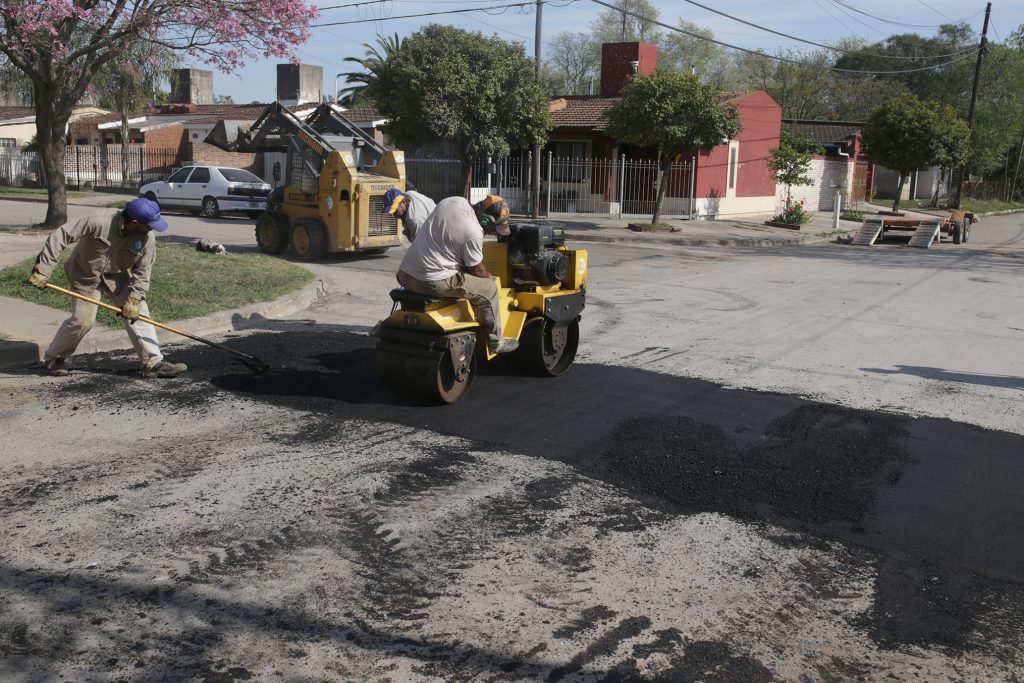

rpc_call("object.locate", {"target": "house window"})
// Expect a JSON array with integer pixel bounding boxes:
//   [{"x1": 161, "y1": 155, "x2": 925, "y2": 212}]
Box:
[
  {"x1": 0, "y1": 138, "x2": 17, "y2": 147},
  {"x1": 728, "y1": 145, "x2": 738, "y2": 190},
  {"x1": 551, "y1": 141, "x2": 586, "y2": 182}
]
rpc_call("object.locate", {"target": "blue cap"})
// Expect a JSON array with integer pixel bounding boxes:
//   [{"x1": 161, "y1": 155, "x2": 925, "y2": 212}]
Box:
[
  {"x1": 383, "y1": 188, "x2": 405, "y2": 215},
  {"x1": 125, "y1": 197, "x2": 168, "y2": 232}
]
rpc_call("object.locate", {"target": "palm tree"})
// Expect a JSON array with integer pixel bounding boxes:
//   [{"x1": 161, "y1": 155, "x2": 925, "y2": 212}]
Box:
[
  {"x1": 92, "y1": 47, "x2": 176, "y2": 184},
  {"x1": 337, "y1": 33, "x2": 402, "y2": 105}
]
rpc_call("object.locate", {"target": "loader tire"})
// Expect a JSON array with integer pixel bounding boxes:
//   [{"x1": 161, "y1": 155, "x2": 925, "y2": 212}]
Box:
[
  {"x1": 255, "y1": 212, "x2": 290, "y2": 255},
  {"x1": 291, "y1": 217, "x2": 328, "y2": 261}
]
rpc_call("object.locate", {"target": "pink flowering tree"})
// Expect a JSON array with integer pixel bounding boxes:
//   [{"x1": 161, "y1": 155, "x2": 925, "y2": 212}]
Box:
[{"x1": 0, "y1": 0, "x2": 315, "y2": 227}]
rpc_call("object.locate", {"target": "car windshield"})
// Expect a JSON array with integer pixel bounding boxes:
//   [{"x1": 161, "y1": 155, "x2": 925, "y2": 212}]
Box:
[{"x1": 219, "y1": 168, "x2": 263, "y2": 183}]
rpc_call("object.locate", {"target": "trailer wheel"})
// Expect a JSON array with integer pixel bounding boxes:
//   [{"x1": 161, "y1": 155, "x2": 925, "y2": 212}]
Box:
[
  {"x1": 255, "y1": 211, "x2": 289, "y2": 255},
  {"x1": 952, "y1": 221, "x2": 963, "y2": 244},
  {"x1": 291, "y1": 217, "x2": 328, "y2": 261}
]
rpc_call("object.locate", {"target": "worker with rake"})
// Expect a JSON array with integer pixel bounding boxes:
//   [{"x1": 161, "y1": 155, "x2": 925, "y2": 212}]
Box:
[{"x1": 26, "y1": 198, "x2": 187, "y2": 378}]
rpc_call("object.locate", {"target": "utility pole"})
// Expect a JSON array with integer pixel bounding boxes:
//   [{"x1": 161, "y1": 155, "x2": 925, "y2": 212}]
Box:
[
  {"x1": 531, "y1": 0, "x2": 543, "y2": 218},
  {"x1": 952, "y1": 2, "x2": 991, "y2": 209}
]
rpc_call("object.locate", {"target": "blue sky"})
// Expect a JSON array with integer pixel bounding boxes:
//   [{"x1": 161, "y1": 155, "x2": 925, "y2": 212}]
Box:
[{"x1": 204, "y1": 0, "x2": 1023, "y2": 104}]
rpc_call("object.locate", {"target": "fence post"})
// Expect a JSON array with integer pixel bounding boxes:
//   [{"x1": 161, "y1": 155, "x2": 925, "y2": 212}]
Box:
[
  {"x1": 545, "y1": 151, "x2": 552, "y2": 217},
  {"x1": 618, "y1": 154, "x2": 625, "y2": 219},
  {"x1": 688, "y1": 155, "x2": 697, "y2": 219}
]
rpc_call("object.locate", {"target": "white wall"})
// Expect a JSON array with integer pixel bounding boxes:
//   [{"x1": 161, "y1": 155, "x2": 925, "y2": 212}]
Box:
[{"x1": 777, "y1": 157, "x2": 853, "y2": 212}]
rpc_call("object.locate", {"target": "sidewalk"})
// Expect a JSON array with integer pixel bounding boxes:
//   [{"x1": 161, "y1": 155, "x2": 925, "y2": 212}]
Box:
[{"x1": 0, "y1": 189, "x2": 131, "y2": 208}]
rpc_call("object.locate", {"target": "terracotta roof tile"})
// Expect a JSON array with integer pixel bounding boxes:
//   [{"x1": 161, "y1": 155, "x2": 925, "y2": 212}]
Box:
[
  {"x1": 782, "y1": 119, "x2": 863, "y2": 145},
  {"x1": 549, "y1": 92, "x2": 759, "y2": 131},
  {"x1": 341, "y1": 104, "x2": 383, "y2": 122},
  {"x1": 0, "y1": 106, "x2": 37, "y2": 122}
]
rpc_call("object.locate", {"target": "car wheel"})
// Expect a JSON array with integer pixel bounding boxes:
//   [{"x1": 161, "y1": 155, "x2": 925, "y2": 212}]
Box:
[
  {"x1": 201, "y1": 196, "x2": 220, "y2": 218},
  {"x1": 246, "y1": 211, "x2": 261, "y2": 220},
  {"x1": 144, "y1": 192, "x2": 159, "y2": 208}
]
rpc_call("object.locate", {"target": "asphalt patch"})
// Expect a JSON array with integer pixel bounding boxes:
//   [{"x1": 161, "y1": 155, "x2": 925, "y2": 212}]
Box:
[{"x1": 43, "y1": 329, "x2": 1024, "y2": 656}]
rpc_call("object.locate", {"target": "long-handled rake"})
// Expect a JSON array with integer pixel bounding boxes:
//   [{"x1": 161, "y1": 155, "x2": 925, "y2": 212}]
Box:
[{"x1": 44, "y1": 283, "x2": 271, "y2": 373}]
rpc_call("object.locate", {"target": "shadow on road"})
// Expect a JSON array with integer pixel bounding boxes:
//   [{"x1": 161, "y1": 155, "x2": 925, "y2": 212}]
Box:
[{"x1": 863, "y1": 365, "x2": 1024, "y2": 390}]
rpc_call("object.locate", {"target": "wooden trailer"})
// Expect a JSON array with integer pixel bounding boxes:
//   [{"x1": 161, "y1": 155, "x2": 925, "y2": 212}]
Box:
[{"x1": 852, "y1": 210, "x2": 975, "y2": 247}]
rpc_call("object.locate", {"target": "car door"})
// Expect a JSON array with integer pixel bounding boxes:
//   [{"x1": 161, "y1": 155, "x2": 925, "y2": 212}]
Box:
[
  {"x1": 181, "y1": 166, "x2": 212, "y2": 212},
  {"x1": 156, "y1": 166, "x2": 193, "y2": 209}
]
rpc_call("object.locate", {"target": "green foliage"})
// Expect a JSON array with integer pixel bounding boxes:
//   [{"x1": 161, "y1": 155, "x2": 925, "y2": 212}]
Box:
[
  {"x1": 768, "y1": 132, "x2": 822, "y2": 208},
  {"x1": 771, "y1": 199, "x2": 812, "y2": 225},
  {"x1": 606, "y1": 71, "x2": 742, "y2": 223},
  {"x1": 369, "y1": 24, "x2": 551, "y2": 185},
  {"x1": 590, "y1": 0, "x2": 661, "y2": 44},
  {"x1": 545, "y1": 31, "x2": 600, "y2": 96},
  {"x1": 606, "y1": 71, "x2": 742, "y2": 157},
  {"x1": 338, "y1": 33, "x2": 402, "y2": 105},
  {"x1": 0, "y1": 244, "x2": 314, "y2": 326},
  {"x1": 864, "y1": 93, "x2": 970, "y2": 212}
]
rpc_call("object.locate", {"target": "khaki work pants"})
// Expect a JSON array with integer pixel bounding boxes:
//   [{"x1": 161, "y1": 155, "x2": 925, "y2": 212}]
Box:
[
  {"x1": 45, "y1": 279, "x2": 163, "y2": 370},
  {"x1": 397, "y1": 270, "x2": 502, "y2": 344}
]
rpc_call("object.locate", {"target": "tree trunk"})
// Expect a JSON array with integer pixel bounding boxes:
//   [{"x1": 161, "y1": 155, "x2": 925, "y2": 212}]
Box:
[
  {"x1": 120, "y1": 112, "x2": 130, "y2": 186},
  {"x1": 35, "y1": 92, "x2": 71, "y2": 228},
  {"x1": 892, "y1": 173, "x2": 906, "y2": 214},
  {"x1": 652, "y1": 153, "x2": 671, "y2": 225},
  {"x1": 929, "y1": 168, "x2": 945, "y2": 208},
  {"x1": 461, "y1": 156, "x2": 474, "y2": 200}
]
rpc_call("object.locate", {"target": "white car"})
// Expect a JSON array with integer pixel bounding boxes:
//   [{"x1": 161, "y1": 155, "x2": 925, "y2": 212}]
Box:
[{"x1": 139, "y1": 166, "x2": 272, "y2": 219}]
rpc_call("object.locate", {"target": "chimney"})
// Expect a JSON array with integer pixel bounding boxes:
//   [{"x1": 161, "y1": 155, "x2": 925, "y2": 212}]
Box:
[
  {"x1": 276, "y1": 64, "x2": 324, "y2": 105},
  {"x1": 600, "y1": 42, "x2": 657, "y2": 97},
  {"x1": 170, "y1": 69, "x2": 214, "y2": 105}
]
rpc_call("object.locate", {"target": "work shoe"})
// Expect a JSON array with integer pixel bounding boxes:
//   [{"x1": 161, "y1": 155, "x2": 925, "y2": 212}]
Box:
[
  {"x1": 488, "y1": 338, "x2": 520, "y2": 354},
  {"x1": 142, "y1": 361, "x2": 187, "y2": 379},
  {"x1": 43, "y1": 358, "x2": 69, "y2": 376}
]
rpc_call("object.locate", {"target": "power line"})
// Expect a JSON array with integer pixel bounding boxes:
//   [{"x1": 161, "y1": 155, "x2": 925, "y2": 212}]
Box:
[
  {"x1": 827, "y1": 0, "x2": 953, "y2": 30},
  {"x1": 914, "y1": 0, "x2": 955, "y2": 23},
  {"x1": 588, "y1": 0, "x2": 978, "y2": 75},
  {"x1": 311, "y1": 1, "x2": 537, "y2": 27},
  {"x1": 680, "y1": 0, "x2": 976, "y2": 60}
]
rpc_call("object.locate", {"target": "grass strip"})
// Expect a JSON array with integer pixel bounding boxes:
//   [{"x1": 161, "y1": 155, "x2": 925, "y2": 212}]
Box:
[{"x1": 0, "y1": 242, "x2": 314, "y2": 327}]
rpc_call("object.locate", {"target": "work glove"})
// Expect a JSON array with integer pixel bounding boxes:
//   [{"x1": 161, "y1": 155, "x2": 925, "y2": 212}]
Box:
[
  {"x1": 27, "y1": 268, "x2": 48, "y2": 289},
  {"x1": 121, "y1": 297, "x2": 142, "y2": 321}
]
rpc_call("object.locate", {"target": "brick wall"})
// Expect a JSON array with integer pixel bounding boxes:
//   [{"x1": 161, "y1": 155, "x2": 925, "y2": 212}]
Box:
[
  {"x1": 777, "y1": 157, "x2": 853, "y2": 212},
  {"x1": 189, "y1": 141, "x2": 261, "y2": 176},
  {"x1": 143, "y1": 125, "x2": 187, "y2": 153}
]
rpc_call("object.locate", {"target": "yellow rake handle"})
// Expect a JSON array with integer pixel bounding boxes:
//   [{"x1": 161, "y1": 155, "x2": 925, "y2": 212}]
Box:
[{"x1": 42, "y1": 283, "x2": 270, "y2": 372}]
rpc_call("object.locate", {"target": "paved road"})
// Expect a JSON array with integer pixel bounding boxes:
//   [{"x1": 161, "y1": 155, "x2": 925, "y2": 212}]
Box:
[{"x1": 1, "y1": 206, "x2": 1022, "y2": 681}]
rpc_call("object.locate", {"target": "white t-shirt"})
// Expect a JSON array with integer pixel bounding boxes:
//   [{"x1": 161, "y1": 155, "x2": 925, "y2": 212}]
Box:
[
  {"x1": 402, "y1": 190, "x2": 436, "y2": 242},
  {"x1": 399, "y1": 196, "x2": 483, "y2": 281}
]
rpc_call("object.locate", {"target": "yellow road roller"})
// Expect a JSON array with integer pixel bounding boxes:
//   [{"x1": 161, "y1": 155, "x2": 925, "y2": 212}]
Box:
[{"x1": 375, "y1": 223, "x2": 587, "y2": 403}]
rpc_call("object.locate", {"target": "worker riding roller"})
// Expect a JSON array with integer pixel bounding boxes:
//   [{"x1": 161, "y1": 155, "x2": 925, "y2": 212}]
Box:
[{"x1": 376, "y1": 194, "x2": 588, "y2": 404}]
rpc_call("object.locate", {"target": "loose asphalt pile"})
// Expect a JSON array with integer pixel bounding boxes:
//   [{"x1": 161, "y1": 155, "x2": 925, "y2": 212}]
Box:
[{"x1": 1, "y1": 329, "x2": 1022, "y2": 681}]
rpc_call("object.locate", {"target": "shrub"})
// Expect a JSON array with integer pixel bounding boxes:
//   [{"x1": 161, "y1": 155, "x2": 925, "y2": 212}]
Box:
[{"x1": 771, "y1": 199, "x2": 812, "y2": 225}]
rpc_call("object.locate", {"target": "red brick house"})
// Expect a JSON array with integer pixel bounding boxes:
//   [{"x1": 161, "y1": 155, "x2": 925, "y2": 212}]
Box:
[{"x1": 543, "y1": 42, "x2": 783, "y2": 218}]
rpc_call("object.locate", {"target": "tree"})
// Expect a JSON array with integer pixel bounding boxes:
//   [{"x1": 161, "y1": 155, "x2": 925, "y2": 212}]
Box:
[
  {"x1": 605, "y1": 71, "x2": 742, "y2": 224},
  {"x1": 0, "y1": 0, "x2": 313, "y2": 227},
  {"x1": 863, "y1": 93, "x2": 970, "y2": 213},
  {"x1": 658, "y1": 20, "x2": 735, "y2": 87},
  {"x1": 368, "y1": 24, "x2": 551, "y2": 197},
  {"x1": 212, "y1": 94, "x2": 234, "y2": 105},
  {"x1": 92, "y1": 47, "x2": 176, "y2": 184},
  {"x1": 338, "y1": 33, "x2": 402, "y2": 106},
  {"x1": 545, "y1": 31, "x2": 600, "y2": 95},
  {"x1": 768, "y1": 133, "x2": 822, "y2": 211},
  {"x1": 590, "y1": 0, "x2": 661, "y2": 44}
]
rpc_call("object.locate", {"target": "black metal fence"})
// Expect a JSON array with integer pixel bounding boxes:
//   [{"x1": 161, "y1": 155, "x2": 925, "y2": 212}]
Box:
[
  {"x1": 406, "y1": 153, "x2": 694, "y2": 217},
  {"x1": 0, "y1": 146, "x2": 183, "y2": 191}
]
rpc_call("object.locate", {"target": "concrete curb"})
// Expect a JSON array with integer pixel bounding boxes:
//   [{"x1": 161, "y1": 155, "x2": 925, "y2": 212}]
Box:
[
  {"x1": 563, "y1": 230, "x2": 842, "y2": 248},
  {"x1": 0, "y1": 193, "x2": 130, "y2": 208},
  {"x1": 0, "y1": 276, "x2": 327, "y2": 367}
]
